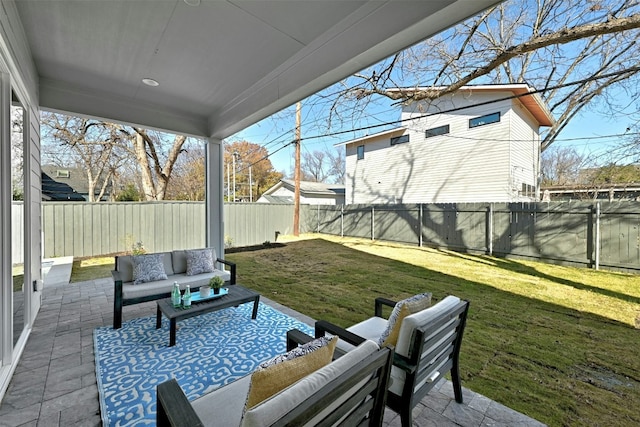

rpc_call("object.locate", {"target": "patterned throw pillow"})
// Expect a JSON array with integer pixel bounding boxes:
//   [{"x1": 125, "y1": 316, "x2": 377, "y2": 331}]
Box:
[
  {"x1": 185, "y1": 249, "x2": 215, "y2": 276},
  {"x1": 378, "y1": 292, "x2": 432, "y2": 347},
  {"x1": 131, "y1": 254, "x2": 168, "y2": 285},
  {"x1": 244, "y1": 336, "x2": 338, "y2": 409}
]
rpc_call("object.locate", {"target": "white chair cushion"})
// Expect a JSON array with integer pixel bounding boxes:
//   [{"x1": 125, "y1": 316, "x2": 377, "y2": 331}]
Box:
[
  {"x1": 389, "y1": 295, "x2": 461, "y2": 395},
  {"x1": 335, "y1": 316, "x2": 388, "y2": 353},
  {"x1": 241, "y1": 340, "x2": 379, "y2": 427},
  {"x1": 192, "y1": 375, "x2": 252, "y2": 427}
]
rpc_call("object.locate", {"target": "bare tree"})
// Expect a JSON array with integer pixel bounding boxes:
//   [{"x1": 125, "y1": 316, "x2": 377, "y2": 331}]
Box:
[
  {"x1": 328, "y1": 1, "x2": 640, "y2": 153},
  {"x1": 540, "y1": 146, "x2": 586, "y2": 185},
  {"x1": 132, "y1": 128, "x2": 187, "y2": 201},
  {"x1": 42, "y1": 112, "x2": 126, "y2": 202},
  {"x1": 301, "y1": 149, "x2": 345, "y2": 184}
]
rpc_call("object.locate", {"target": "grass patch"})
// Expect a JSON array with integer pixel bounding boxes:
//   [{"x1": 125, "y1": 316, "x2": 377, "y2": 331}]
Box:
[
  {"x1": 70, "y1": 256, "x2": 115, "y2": 282},
  {"x1": 226, "y1": 234, "x2": 640, "y2": 427}
]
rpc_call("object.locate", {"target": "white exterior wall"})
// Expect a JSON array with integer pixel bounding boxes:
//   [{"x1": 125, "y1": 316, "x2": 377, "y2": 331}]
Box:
[
  {"x1": 346, "y1": 131, "x2": 410, "y2": 204},
  {"x1": 345, "y1": 90, "x2": 544, "y2": 204},
  {"x1": 0, "y1": 0, "x2": 42, "y2": 402},
  {"x1": 509, "y1": 99, "x2": 541, "y2": 201}
]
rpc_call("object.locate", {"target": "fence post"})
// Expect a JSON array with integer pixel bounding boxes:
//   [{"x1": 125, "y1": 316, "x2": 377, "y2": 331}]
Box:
[
  {"x1": 341, "y1": 205, "x2": 344, "y2": 237},
  {"x1": 488, "y1": 203, "x2": 493, "y2": 255},
  {"x1": 371, "y1": 206, "x2": 375, "y2": 240},
  {"x1": 317, "y1": 204, "x2": 320, "y2": 233},
  {"x1": 595, "y1": 202, "x2": 600, "y2": 270},
  {"x1": 419, "y1": 203, "x2": 423, "y2": 247}
]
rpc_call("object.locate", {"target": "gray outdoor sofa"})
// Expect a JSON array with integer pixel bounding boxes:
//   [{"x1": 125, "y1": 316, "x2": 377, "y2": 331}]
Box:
[{"x1": 112, "y1": 248, "x2": 236, "y2": 329}]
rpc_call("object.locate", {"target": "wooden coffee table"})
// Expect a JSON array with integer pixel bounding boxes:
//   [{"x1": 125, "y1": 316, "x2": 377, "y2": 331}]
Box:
[{"x1": 156, "y1": 284, "x2": 260, "y2": 346}]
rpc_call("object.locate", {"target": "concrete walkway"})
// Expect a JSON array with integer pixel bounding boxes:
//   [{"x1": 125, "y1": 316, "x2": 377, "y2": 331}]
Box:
[{"x1": 0, "y1": 276, "x2": 546, "y2": 426}]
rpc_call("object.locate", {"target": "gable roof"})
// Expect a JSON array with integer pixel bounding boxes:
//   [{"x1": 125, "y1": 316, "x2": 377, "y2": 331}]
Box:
[
  {"x1": 13, "y1": 1, "x2": 501, "y2": 139},
  {"x1": 41, "y1": 166, "x2": 111, "y2": 196},
  {"x1": 390, "y1": 84, "x2": 554, "y2": 126},
  {"x1": 263, "y1": 179, "x2": 345, "y2": 198},
  {"x1": 41, "y1": 172, "x2": 86, "y2": 201}
]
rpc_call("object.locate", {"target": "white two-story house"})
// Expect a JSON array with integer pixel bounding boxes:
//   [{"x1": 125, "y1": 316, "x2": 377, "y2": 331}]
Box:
[{"x1": 340, "y1": 84, "x2": 554, "y2": 204}]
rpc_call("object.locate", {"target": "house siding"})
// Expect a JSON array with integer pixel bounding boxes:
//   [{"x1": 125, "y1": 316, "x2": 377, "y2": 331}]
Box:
[
  {"x1": 509, "y1": 99, "x2": 541, "y2": 200},
  {"x1": 344, "y1": 89, "x2": 547, "y2": 204},
  {"x1": 0, "y1": 0, "x2": 41, "y2": 401}
]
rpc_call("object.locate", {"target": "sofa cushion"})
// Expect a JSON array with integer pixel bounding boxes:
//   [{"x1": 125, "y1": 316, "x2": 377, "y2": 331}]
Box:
[
  {"x1": 186, "y1": 249, "x2": 216, "y2": 276},
  {"x1": 131, "y1": 254, "x2": 168, "y2": 285},
  {"x1": 241, "y1": 340, "x2": 379, "y2": 427},
  {"x1": 379, "y1": 292, "x2": 432, "y2": 347},
  {"x1": 116, "y1": 252, "x2": 173, "y2": 282},
  {"x1": 244, "y1": 336, "x2": 337, "y2": 409},
  {"x1": 122, "y1": 272, "x2": 229, "y2": 300}
]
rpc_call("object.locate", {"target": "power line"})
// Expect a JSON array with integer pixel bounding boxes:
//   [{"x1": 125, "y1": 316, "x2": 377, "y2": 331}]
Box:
[{"x1": 232, "y1": 66, "x2": 640, "y2": 172}]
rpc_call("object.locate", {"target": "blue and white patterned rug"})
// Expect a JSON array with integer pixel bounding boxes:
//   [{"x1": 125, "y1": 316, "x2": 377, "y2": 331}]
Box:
[{"x1": 94, "y1": 302, "x2": 313, "y2": 426}]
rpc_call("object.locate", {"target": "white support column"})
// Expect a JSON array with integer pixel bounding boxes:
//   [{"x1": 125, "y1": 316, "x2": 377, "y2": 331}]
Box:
[{"x1": 205, "y1": 138, "x2": 224, "y2": 257}]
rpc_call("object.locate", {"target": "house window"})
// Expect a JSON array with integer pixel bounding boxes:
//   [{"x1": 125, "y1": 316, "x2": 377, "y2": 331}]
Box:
[
  {"x1": 425, "y1": 124, "x2": 450, "y2": 138},
  {"x1": 56, "y1": 169, "x2": 70, "y2": 178},
  {"x1": 357, "y1": 145, "x2": 365, "y2": 160},
  {"x1": 390, "y1": 134, "x2": 409, "y2": 145},
  {"x1": 469, "y1": 112, "x2": 500, "y2": 128}
]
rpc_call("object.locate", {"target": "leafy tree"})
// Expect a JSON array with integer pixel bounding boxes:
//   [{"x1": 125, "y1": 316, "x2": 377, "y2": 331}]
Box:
[
  {"x1": 224, "y1": 140, "x2": 282, "y2": 201},
  {"x1": 165, "y1": 146, "x2": 206, "y2": 201},
  {"x1": 114, "y1": 183, "x2": 142, "y2": 201},
  {"x1": 588, "y1": 163, "x2": 640, "y2": 184}
]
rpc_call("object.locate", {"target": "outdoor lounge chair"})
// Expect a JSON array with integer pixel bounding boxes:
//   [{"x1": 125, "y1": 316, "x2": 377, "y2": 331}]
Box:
[
  {"x1": 156, "y1": 339, "x2": 394, "y2": 427},
  {"x1": 297, "y1": 295, "x2": 470, "y2": 427}
]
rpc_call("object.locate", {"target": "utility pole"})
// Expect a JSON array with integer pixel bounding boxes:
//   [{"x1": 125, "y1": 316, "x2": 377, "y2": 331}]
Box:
[
  {"x1": 249, "y1": 166, "x2": 253, "y2": 203},
  {"x1": 293, "y1": 101, "x2": 301, "y2": 236},
  {"x1": 232, "y1": 151, "x2": 238, "y2": 202}
]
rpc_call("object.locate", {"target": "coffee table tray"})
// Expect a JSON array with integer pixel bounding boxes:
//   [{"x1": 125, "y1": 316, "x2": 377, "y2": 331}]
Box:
[{"x1": 191, "y1": 287, "x2": 229, "y2": 303}]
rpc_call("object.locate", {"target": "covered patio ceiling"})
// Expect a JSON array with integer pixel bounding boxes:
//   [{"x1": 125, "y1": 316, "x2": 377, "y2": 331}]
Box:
[{"x1": 15, "y1": 0, "x2": 500, "y2": 139}]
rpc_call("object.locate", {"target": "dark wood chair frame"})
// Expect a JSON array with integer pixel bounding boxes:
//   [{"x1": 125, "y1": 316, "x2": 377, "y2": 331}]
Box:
[
  {"x1": 112, "y1": 256, "x2": 236, "y2": 329},
  {"x1": 156, "y1": 339, "x2": 394, "y2": 427},
  {"x1": 305, "y1": 297, "x2": 470, "y2": 427}
]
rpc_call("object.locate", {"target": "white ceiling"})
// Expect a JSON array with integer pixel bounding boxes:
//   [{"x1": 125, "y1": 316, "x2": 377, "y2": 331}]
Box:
[{"x1": 15, "y1": 0, "x2": 499, "y2": 139}]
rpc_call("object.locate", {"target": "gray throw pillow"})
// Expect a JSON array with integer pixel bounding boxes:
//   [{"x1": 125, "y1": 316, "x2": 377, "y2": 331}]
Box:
[
  {"x1": 131, "y1": 254, "x2": 168, "y2": 285},
  {"x1": 186, "y1": 249, "x2": 215, "y2": 276}
]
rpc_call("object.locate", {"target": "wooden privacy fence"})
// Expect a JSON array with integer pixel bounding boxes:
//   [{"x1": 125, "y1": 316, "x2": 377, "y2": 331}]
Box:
[{"x1": 303, "y1": 202, "x2": 640, "y2": 272}]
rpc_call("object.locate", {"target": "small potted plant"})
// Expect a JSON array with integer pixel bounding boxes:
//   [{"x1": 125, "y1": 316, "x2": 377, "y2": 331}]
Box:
[{"x1": 209, "y1": 276, "x2": 225, "y2": 294}]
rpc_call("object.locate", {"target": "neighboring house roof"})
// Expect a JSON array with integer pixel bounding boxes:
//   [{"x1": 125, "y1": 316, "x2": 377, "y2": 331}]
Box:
[
  {"x1": 259, "y1": 194, "x2": 295, "y2": 204},
  {"x1": 334, "y1": 127, "x2": 406, "y2": 147},
  {"x1": 41, "y1": 165, "x2": 111, "y2": 197},
  {"x1": 41, "y1": 172, "x2": 85, "y2": 201},
  {"x1": 388, "y1": 84, "x2": 555, "y2": 127},
  {"x1": 277, "y1": 179, "x2": 345, "y2": 196},
  {"x1": 259, "y1": 179, "x2": 345, "y2": 203}
]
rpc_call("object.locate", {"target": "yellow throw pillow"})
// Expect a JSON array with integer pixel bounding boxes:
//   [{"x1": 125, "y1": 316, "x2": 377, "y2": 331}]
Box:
[
  {"x1": 380, "y1": 293, "x2": 432, "y2": 347},
  {"x1": 245, "y1": 336, "x2": 338, "y2": 409}
]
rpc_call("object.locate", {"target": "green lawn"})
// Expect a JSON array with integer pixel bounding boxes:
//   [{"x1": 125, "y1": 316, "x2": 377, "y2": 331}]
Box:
[{"x1": 224, "y1": 234, "x2": 640, "y2": 427}]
